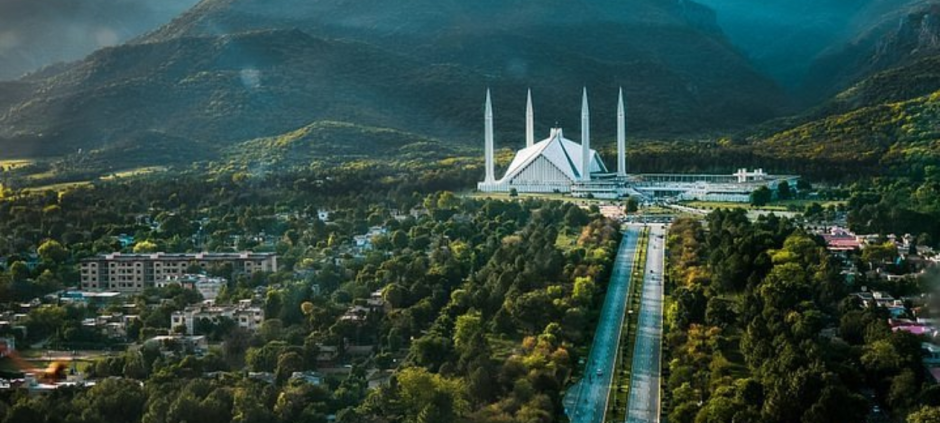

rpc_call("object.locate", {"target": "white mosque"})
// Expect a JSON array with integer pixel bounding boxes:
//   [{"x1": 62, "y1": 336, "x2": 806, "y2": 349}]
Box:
[
  {"x1": 477, "y1": 88, "x2": 800, "y2": 202},
  {"x1": 478, "y1": 88, "x2": 626, "y2": 195}
]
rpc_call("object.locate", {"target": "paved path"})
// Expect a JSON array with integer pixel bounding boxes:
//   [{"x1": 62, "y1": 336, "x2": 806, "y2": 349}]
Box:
[
  {"x1": 626, "y1": 224, "x2": 667, "y2": 423},
  {"x1": 565, "y1": 226, "x2": 641, "y2": 423}
]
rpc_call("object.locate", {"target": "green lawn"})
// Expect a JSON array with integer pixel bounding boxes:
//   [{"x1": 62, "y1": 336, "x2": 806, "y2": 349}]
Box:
[
  {"x1": 555, "y1": 231, "x2": 579, "y2": 252},
  {"x1": 0, "y1": 159, "x2": 34, "y2": 170},
  {"x1": 682, "y1": 199, "x2": 846, "y2": 212},
  {"x1": 100, "y1": 166, "x2": 169, "y2": 180},
  {"x1": 24, "y1": 181, "x2": 94, "y2": 194}
]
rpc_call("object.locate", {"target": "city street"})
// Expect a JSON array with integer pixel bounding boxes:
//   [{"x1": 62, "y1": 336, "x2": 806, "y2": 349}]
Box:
[
  {"x1": 626, "y1": 224, "x2": 666, "y2": 423},
  {"x1": 565, "y1": 225, "x2": 641, "y2": 423}
]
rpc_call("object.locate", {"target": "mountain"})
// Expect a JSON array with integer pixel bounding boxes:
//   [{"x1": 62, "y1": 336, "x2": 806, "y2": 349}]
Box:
[
  {"x1": 0, "y1": 0, "x2": 787, "y2": 161},
  {"x1": 694, "y1": 0, "x2": 864, "y2": 88},
  {"x1": 802, "y1": 1, "x2": 940, "y2": 101},
  {"x1": 227, "y1": 121, "x2": 457, "y2": 168},
  {"x1": 751, "y1": 86, "x2": 940, "y2": 178},
  {"x1": 0, "y1": 0, "x2": 199, "y2": 81}
]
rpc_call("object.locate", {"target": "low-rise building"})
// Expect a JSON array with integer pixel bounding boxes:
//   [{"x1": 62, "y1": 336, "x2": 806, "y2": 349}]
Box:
[
  {"x1": 0, "y1": 337, "x2": 14, "y2": 357},
  {"x1": 171, "y1": 300, "x2": 264, "y2": 335},
  {"x1": 80, "y1": 252, "x2": 277, "y2": 293},
  {"x1": 157, "y1": 274, "x2": 226, "y2": 301},
  {"x1": 145, "y1": 335, "x2": 208, "y2": 356}
]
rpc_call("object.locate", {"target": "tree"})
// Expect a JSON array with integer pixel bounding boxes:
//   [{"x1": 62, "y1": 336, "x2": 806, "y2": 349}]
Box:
[
  {"x1": 396, "y1": 368, "x2": 468, "y2": 422},
  {"x1": 777, "y1": 181, "x2": 792, "y2": 201},
  {"x1": 8, "y1": 261, "x2": 29, "y2": 282},
  {"x1": 624, "y1": 196, "x2": 639, "y2": 213},
  {"x1": 804, "y1": 202, "x2": 824, "y2": 217},
  {"x1": 133, "y1": 240, "x2": 159, "y2": 253},
  {"x1": 37, "y1": 239, "x2": 68, "y2": 264},
  {"x1": 78, "y1": 378, "x2": 147, "y2": 423},
  {"x1": 911, "y1": 407, "x2": 940, "y2": 423},
  {"x1": 750, "y1": 186, "x2": 772, "y2": 207},
  {"x1": 275, "y1": 351, "x2": 305, "y2": 385},
  {"x1": 453, "y1": 310, "x2": 483, "y2": 354}
]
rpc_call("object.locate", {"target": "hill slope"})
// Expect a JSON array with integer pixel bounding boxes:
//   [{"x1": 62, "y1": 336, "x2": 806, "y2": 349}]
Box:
[
  {"x1": 802, "y1": 1, "x2": 940, "y2": 100},
  {"x1": 753, "y1": 89, "x2": 940, "y2": 177},
  {"x1": 0, "y1": 0, "x2": 787, "y2": 161}
]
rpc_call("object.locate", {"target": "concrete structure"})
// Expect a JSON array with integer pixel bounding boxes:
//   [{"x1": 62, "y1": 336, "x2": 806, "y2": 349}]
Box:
[
  {"x1": 476, "y1": 89, "x2": 799, "y2": 201},
  {"x1": 0, "y1": 337, "x2": 14, "y2": 357},
  {"x1": 80, "y1": 252, "x2": 277, "y2": 293},
  {"x1": 171, "y1": 299, "x2": 264, "y2": 335},
  {"x1": 564, "y1": 226, "x2": 641, "y2": 422},
  {"x1": 157, "y1": 274, "x2": 226, "y2": 301},
  {"x1": 478, "y1": 88, "x2": 609, "y2": 194}
]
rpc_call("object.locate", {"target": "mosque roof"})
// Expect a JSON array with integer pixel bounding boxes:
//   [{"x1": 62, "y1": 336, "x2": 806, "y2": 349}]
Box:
[{"x1": 499, "y1": 128, "x2": 607, "y2": 183}]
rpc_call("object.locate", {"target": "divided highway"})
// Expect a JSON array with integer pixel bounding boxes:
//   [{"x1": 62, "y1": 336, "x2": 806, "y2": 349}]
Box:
[
  {"x1": 565, "y1": 226, "x2": 641, "y2": 423},
  {"x1": 625, "y1": 224, "x2": 667, "y2": 423}
]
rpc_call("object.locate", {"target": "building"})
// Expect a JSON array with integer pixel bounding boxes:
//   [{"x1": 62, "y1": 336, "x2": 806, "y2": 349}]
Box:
[
  {"x1": 170, "y1": 299, "x2": 264, "y2": 335},
  {"x1": 58, "y1": 290, "x2": 122, "y2": 305},
  {"x1": 476, "y1": 89, "x2": 799, "y2": 201},
  {"x1": 145, "y1": 335, "x2": 208, "y2": 356},
  {"x1": 478, "y1": 89, "x2": 612, "y2": 194},
  {"x1": 157, "y1": 274, "x2": 226, "y2": 301},
  {"x1": 80, "y1": 252, "x2": 277, "y2": 293},
  {"x1": 0, "y1": 337, "x2": 14, "y2": 357}
]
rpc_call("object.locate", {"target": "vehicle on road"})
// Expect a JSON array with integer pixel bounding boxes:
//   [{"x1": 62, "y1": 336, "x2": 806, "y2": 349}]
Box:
[{"x1": 596, "y1": 369, "x2": 603, "y2": 376}]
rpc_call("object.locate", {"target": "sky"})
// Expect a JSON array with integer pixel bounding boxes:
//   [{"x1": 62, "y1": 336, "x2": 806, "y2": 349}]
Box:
[{"x1": 0, "y1": 0, "x2": 199, "y2": 80}]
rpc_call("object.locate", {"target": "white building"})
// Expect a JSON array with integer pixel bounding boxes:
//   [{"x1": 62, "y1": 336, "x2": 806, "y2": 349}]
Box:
[
  {"x1": 474, "y1": 89, "x2": 799, "y2": 202},
  {"x1": 80, "y1": 252, "x2": 277, "y2": 293},
  {"x1": 171, "y1": 299, "x2": 264, "y2": 335},
  {"x1": 157, "y1": 274, "x2": 226, "y2": 301},
  {"x1": 478, "y1": 88, "x2": 619, "y2": 194}
]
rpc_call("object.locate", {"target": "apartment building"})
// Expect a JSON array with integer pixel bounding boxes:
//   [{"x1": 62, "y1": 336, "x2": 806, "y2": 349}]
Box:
[{"x1": 80, "y1": 252, "x2": 277, "y2": 293}]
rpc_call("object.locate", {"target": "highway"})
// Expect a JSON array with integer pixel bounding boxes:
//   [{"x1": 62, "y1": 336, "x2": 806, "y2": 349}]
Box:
[
  {"x1": 626, "y1": 224, "x2": 667, "y2": 423},
  {"x1": 565, "y1": 225, "x2": 641, "y2": 423}
]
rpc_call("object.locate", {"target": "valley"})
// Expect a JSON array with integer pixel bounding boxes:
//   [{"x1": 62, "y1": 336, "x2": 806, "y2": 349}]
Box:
[{"x1": 0, "y1": 1, "x2": 939, "y2": 423}]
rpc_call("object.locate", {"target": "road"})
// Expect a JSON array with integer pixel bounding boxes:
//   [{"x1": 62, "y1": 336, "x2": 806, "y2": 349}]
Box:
[
  {"x1": 626, "y1": 224, "x2": 666, "y2": 423},
  {"x1": 565, "y1": 225, "x2": 641, "y2": 423}
]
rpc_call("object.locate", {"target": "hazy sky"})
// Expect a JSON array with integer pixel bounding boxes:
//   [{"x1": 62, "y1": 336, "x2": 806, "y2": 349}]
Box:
[{"x1": 0, "y1": 0, "x2": 199, "y2": 80}]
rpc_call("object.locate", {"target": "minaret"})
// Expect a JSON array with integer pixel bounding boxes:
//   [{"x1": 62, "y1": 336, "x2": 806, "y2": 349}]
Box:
[
  {"x1": 617, "y1": 87, "x2": 627, "y2": 178},
  {"x1": 581, "y1": 87, "x2": 591, "y2": 182},
  {"x1": 484, "y1": 89, "x2": 495, "y2": 184},
  {"x1": 526, "y1": 89, "x2": 535, "y2": 148}
]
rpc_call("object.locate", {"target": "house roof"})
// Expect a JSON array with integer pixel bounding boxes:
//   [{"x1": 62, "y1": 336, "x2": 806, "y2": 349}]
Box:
[{"x1": 498, "y1": 128, "x2": 607, "y2": 183}]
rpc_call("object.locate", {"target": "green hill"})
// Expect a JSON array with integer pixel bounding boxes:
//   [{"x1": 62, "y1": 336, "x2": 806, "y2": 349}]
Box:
[
  {"x1": 753, "y1": 90, "x2": 940, "y2": 177},
  {"x1": 227, "y1": 121, "x2": 457, "y2": 168},
  {"x1": 0, "y1": 0, "x2": 788, "y2": 163}
]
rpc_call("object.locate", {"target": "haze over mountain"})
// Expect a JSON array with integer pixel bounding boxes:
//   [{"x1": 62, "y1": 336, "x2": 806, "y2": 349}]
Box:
[
  {"x1": 0, "y1": 0, "x2": 788, "y2": 160},
  {"x1": 699, "y1": 0, "x2": 940, "y2": 95},
  {"x1": 0, "y1": 0, "x2": 200, "y2": 81}
]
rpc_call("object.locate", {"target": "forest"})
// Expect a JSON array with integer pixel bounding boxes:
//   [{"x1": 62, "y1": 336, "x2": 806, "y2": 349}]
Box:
[
  {"x1": 663, "y1": 211, "x2": 939, "y2": 422},
  {"x1": 0, "y1": 159, "x2": 624, "y2": 423}
]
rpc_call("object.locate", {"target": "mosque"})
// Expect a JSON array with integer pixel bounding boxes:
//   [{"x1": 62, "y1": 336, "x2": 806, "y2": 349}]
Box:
[{"x1": 477, "y1": 89, "x2": 798, "y2": 202}]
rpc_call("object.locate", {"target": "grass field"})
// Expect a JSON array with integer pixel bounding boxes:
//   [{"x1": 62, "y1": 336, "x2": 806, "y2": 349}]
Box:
[
  {"x1": 100, "y1": 166, "x2": 168, "y2": 180},
  {"x1": 0, "y1": 159, "x2": 34, "y2": 170},
  {"x1": 23, "y1": 181, "x2": 93, "y2": 194},
  {"x1": 682, "y1": 199, "x2": 846, "y2": 212},
  {"x1": 464, "y1": 190, "x2": 622, "y2": 206}
]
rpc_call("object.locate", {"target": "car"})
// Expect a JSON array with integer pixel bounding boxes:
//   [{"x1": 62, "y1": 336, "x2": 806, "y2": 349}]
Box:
[{"x1": 596, "y1": 369, "x2": 603, "y2": 376}]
